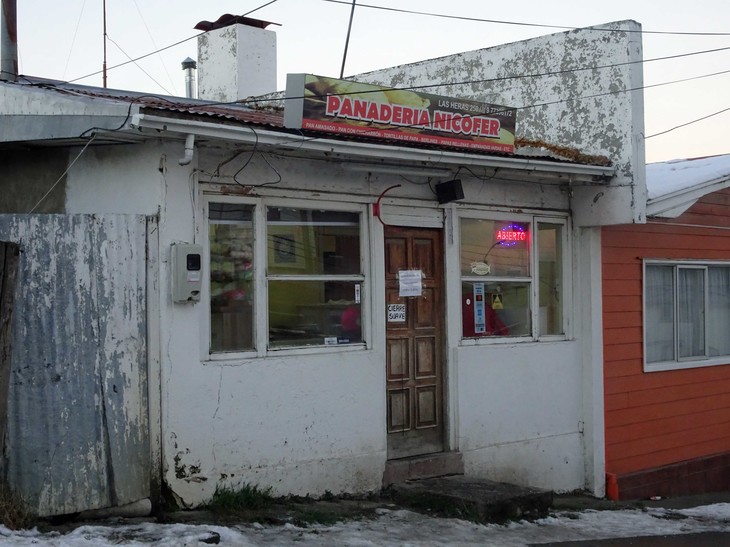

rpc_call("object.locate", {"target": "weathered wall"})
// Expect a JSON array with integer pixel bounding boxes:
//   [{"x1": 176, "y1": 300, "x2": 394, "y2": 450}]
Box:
[
  {"x1": 355, "y1": 21, "x2": 646, "y2": 227},
  {"x1": 49, "y1": 136, "x2": 597, "y2": 503},
  {"x1": 0, "y1": 149, "x2": 69, "y2": 213},
  {"x1": 0, "y1": 214, "x2": 150, "y2": 516}
]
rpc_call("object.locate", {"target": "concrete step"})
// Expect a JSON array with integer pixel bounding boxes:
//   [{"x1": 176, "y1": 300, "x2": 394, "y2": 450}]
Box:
[
  {"x1": 383, "y1": 452, "x2": 464, "y2": 486},
  {"x1": 387, "y1": 475, "x2": 553, "y2": 523}
]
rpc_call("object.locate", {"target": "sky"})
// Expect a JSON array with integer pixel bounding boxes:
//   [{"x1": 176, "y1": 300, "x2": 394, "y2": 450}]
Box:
[
  {"x1": 1, "y1": 503, "x2": 730, "y2": 545},
  {"x1": 13, "y1": 0, "x2": 730, "y2": 164}
]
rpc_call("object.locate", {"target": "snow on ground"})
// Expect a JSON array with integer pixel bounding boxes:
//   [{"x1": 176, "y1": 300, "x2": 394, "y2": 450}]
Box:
[{"x1": 0, "y1": 504, "x2": 729, "y2": 546}]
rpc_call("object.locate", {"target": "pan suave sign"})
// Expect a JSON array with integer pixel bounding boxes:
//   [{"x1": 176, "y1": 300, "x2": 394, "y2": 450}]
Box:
[{"x1": 284, "y1": 74, "x2": 516, "y2": 154}]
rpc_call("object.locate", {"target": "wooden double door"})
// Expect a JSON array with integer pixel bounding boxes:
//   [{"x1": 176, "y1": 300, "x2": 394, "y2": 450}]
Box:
[{"x1": 385, "y1": 226, "x2": 445, "y2": 459}]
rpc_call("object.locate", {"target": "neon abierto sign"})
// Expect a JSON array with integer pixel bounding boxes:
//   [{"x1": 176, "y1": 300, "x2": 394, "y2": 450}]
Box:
[{"x1": 496, "y1": 224, "x2": 527, "y2": 247}]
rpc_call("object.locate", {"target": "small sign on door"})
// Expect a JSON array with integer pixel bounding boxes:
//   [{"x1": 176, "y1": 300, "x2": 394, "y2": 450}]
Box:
[
  {"x1": 398, "y1": 269, "x2": 423, "y2": 297},
  {"x1": 387, "y1": 303, "x2": 406, "y2": 322}
]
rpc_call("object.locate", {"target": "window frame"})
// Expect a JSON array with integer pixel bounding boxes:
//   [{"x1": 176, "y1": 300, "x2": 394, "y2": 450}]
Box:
[
  {"x1": 202, "y1": 196, "x2": 370, "y2": 362},
  {"x1": 643, "y1": 259, "x2": 730, "y2": 372},
  {"x1": 456, "y1": 210, "x2": 569, "y2": 344}
]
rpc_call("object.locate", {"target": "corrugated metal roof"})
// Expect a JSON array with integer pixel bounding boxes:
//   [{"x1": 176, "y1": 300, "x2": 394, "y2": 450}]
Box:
[
  {"x1": 39, "y1": 81, "x2": 284, "y2": 128},
  {"x1": 10, "y1": 78, "x2": 611, "y2": 167}
]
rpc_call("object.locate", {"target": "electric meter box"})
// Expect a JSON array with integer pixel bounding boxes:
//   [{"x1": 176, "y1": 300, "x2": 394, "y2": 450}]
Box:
[{"x1": 171, "y1": 243, "x2": 203, "y2": 303}]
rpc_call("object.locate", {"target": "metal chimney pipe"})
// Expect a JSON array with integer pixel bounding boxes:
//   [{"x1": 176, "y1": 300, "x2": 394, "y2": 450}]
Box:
[
  {"x1": 181, "y1": 57, "x2": 197, "y2": 99},
  {"x1": 1, "y1": 0, "x2": 18, "y2": 81}
]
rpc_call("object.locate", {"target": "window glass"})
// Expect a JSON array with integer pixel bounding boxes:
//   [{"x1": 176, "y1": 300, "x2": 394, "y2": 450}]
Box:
[
  {"x1": 267, "y1": 207, "x2": 363, "y2": 348},
  {"x1": 460, "y1": 217, "x2": 536, "y2": 339},
  {"x1": 645, "y1": 265, "x2": 674, "y2": 364},
  {"x1": 708, "y1": 267, "x2": 730, "y2": 357},
  {"x1": 267, "y1": 208, "x2": 360, "y2": 275},
  {"x1": 460, "y1": 218, "x2": 530, "y2": 278},
  {"x1": 538, "y1": 223, "x2": 563, "y2": 335},
  {"x1": 677, "y1": 268, "x2": 705, "y2": 359},
  {"x1": 269, "y1": 280, "x2": 362, "y2": 347},
  {"x1": 209, "y1": 203, "x2": 255, "y2": 352},
  {"x1": 461, "y1": 281, "x2": 531, "y2": 337}
]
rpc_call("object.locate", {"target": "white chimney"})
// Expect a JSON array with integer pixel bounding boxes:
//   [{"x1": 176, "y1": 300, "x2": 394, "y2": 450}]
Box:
[{"x1": 197, "y1": 17, "x2": 277, "y2": 102}]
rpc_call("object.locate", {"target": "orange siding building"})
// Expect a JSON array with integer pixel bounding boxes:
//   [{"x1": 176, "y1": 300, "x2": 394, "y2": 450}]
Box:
[{"x1": 603, "y1": 187, "x2": 730, "y2": 499}]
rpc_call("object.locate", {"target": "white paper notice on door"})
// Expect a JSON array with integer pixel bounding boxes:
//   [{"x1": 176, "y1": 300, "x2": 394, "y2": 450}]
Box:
[{"x1": 398, "y1": 269, "x2": 423, "y2": 297}]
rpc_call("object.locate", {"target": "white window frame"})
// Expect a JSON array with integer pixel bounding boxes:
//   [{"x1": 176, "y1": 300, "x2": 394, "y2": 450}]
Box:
[
  {"x1": 202, "y1": 196, "x2": 370, "y2": 363},
  {"x1": 456, "y1": 210, "x2": 569, "y2": 344},
  {"x1": 643, "y1": 259, "x2": 730, "y2": 372}
]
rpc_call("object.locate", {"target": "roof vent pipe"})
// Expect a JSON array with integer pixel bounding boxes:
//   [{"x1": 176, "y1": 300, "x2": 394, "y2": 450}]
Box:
[
  {"x1": 1, "y1": 0, "x2": 18, "y2": 81},
  {"x1": 181, "y1": 57, "x2": 197, "y2": 99}
]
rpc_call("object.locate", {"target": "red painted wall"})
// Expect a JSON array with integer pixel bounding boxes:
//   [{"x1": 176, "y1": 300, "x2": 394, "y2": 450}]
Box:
[{"x1": 603, "y1": 188, "x2": 730, "y2": 478}]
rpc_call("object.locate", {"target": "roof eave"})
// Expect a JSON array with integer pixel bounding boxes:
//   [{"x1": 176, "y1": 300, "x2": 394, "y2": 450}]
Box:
[
  {"x1": 647, "y1": 174, "x2": 730, "y2": 218},
  {"x1": 130, "y1": 112, "x2": 616, "y2": 184}
]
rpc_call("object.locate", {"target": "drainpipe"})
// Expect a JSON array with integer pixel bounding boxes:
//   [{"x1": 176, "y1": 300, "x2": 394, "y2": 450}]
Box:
[
  {"x1": 1, "y1": 0, "x2": 17, "y2": 81},
  {"x1": 178, "y1": 133, "x2": 195, "y2": 166}
]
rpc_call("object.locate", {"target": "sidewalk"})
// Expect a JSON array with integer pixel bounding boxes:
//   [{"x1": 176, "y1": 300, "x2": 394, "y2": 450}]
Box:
[{"x1": 552, "y1": 490, "x2": 730, "y2": 512}]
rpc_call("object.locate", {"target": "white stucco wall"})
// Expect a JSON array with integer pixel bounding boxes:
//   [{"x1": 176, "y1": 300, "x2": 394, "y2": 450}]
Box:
[
  {"x1": 354, "y1": 21, "x2": 647, "y2": 227},
  {"x1": 57, "y1": 136, "x2": 600, "y2": 504}
]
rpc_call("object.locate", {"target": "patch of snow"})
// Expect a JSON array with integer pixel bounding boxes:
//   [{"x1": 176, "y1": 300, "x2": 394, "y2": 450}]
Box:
[
  {"x1": 646, "y1": 154, "x2": 730, "y2": 200},
  {"x1": 0, "y1": 505, "x2": 729, "y2": 546}
]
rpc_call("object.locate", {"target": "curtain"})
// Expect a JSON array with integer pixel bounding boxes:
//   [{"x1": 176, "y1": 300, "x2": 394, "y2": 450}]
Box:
[
  {"x1": 677, "y1": 267, "x2": 705, "y2": 359},
  {"x1": 645, "y1": 265, "x2": 675, "y2": 363}
]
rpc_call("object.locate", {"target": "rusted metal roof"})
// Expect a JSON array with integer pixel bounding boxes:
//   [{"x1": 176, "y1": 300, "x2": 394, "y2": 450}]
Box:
[
  {"x1": 36, "y1": 81, "x2": 285, "y2": 128},
  {"x1": 193, "y1": 14, "x2": 279, "y2": 32},
  {"x1": 9, "y1": 78, "x2": 611, "y2": 167}
]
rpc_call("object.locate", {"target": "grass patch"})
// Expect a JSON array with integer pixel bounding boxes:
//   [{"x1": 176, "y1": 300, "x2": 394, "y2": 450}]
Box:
[
  {"x1": 205, "y1": 484, "x2": 274, "y2": 513},
  {"x1": 0, "y1": 481, "x2": 34, "y2": 530}
]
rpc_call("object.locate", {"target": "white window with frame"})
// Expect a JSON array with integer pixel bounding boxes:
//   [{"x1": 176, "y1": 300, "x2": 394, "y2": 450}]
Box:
[
  {"x1": 207, "y1": 200, "x2": 367, "y2": 356},
  {"x1": 644, "y1": 261, "x2": 730, "y2": 371},
  {"x1": 459, "y1": 213, "x2": 567, "y2": 341}
]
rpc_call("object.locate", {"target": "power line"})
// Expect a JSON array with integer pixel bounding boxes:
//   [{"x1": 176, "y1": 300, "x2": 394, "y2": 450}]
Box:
[
  {"x1": 106, "y1": 35, "x2": 174, "y2": 95},
  {"x1": 244, "y1": 0, "x2": 280, "y2": 16},
  {"x1": 65, "y1": 0, "x2": 279, "y2": 86},
  {"x1": 63, "y1": 0, "x2": 88, "y2": 79},
  {"x1": 322, "y1": 0, "x2": 730, "y2": 36},
  {"x1": 646, "y1": 106, "x2": 730, "y2": 139},
  {"x1": 130, "y1": 0, "x2": 178, "y2": 95},
  {"x1": 67, "y1": 33, "x2": 201, "y2": 84}
]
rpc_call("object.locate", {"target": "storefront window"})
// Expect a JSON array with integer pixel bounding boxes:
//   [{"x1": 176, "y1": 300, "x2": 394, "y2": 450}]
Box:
[
  {"x1": 538, "y1": 222, "x2": 564, "y2": 335},
  {"x1": 209, "y1": 203, "x2": 255, "y2": 352},
  {"x1": 460, "y1": 216, "x2": 564, "y2": 339},
  {"x1": 267, "y1": 207, "x2": 363, "y2": 348},
  {"x1": 460, "y1": 218, "x2": 532, "y2": 338}
]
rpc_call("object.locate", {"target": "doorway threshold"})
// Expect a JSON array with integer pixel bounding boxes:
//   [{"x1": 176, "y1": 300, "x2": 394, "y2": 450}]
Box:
[{"x1": 383, "y1": 452, "x2": 464, "y2": 486}]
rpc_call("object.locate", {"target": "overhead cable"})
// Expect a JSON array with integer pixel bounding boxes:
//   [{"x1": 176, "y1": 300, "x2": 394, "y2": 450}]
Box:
[{"x1": 322, "y1": 0, "x2": 730, "y2": 36}]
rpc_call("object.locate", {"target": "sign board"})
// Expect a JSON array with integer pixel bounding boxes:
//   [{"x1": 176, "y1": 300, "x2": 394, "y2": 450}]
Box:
[
  {"x1": 387, "y1": 304, "x2": 406, "y2": 322},
  {"x1": 285, "y1": 74, "x2": 517, "y2": 154}
]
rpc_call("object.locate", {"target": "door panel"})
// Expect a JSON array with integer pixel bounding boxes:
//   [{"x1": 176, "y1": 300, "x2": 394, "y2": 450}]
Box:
[{"x1": 385, "y1": 226, "x2": 445, "y2": 459}]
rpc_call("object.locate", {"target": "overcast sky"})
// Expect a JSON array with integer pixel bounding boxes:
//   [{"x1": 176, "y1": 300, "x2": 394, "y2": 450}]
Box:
[{"x1": 14, "y1": 0, "x2": 730, "y2": 163}]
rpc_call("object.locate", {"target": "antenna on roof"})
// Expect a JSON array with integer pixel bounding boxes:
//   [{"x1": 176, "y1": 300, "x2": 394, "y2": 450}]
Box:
[
  {"x1": 339, "y1": 0, "x2": 356, "y2": 78},
  {"x1": 102, "y1": 0, "x2": 107, "y2": 87}
]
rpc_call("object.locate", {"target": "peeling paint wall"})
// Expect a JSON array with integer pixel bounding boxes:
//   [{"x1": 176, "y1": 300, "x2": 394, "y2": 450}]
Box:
[
  {"x1": 0, "y1": 214, "x2": 150, "y2": 517},
  {"x1": 354, "y1": 21, "x2": 646, "y2": 226},
  {"x1": 0, "y1": 149, "x2": 69, "y2": 213},
  {"x1": 197, "y1": 24, "x2": 278, "y2": 102}
]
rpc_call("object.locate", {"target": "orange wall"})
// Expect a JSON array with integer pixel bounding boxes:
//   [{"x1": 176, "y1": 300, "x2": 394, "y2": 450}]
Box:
[{"x1": 603, "y1": 189, "x2": 730, "y2": 476}]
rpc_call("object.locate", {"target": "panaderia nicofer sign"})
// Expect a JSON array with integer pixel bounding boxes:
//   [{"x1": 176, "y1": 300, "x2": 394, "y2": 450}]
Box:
[{"x1": 284, "y1": 74, "x2": 517, "y2": 154}]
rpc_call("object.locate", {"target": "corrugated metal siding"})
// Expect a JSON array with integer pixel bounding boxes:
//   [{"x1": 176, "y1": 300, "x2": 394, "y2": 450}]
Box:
[
  {"x1": 603, "y1": 194, "x2": 730, "y2": 476},
  {"x1": 0, "y1": 214, "x2": 150, "y2": 517}
]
